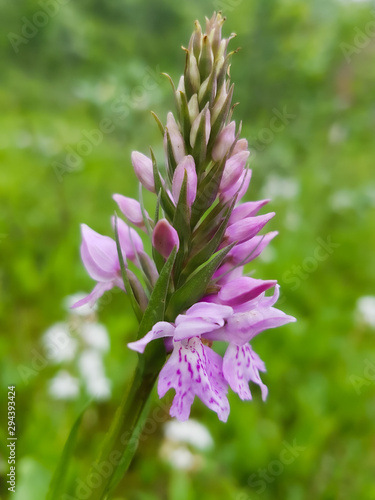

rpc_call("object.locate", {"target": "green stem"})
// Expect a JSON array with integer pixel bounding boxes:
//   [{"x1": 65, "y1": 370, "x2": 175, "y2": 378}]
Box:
[{"x1": 85, "y1": 344, "x2": 166, "y2": 500}]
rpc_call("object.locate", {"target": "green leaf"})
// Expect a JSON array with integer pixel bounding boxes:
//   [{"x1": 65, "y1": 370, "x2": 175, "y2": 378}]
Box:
[
  {"x1": 151, "y1": 111, "x2": 165, "y2": 136},
  {"x1": 191, "y1": 157, "x2": 226, "y2": 226},
  {"x1": 172, "y1": 171, "x2": 191, "y2": 281},
  {"x1": 166, "y1": 243, "x2": 235, "y2": 320},
  {"x1": 180, "y1": 197, "x2": 236, "y2": 283},
  {"x1": 151, "y1": 148, "x2": 175, "y2": 221},
  {"x1": 179, "y1": 91, "x2": 191, "y2": 147},
  {"x1": 114, "y1": 214, "x2": 143, "y2": 322},
  {"x1": 192, "y1": 104, "x2": 209, "y2": 171},
  {"x1": 137, "y1": 247, "x2": 177, "y2": 339},
  {"x1": 46, "y1": 404, "x2": 87, "y2": 500}
]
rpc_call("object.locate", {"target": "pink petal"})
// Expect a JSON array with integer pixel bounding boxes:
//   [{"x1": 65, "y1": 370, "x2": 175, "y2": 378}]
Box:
[
  {"x1": 219, "y1": 277, "x2": 276, "y2": 306},
  {"x1": 71, "y1": 282, "x2": 114, "y2": 309},
  {"x1": 229, "y1": 232, "x2": 278, "y2": 265},
  {"x1": 220, "y1": 151, "x2": 250, "y2": 193},
  {"x1": 212, "y1": 121, "x2": 236, "y2": 162},
  {"x1": 80, "y1": 224, "x2": 119, "y2": 281},
  {"x1": 127, "y1": 321, "x2": 175, "y2": 354},
  {"x1": 113, "y1": 194, "x2": 149, "y2": 229},
  {"x1": 111, "y1": 217, "x2": 143, "y2": 262},
  {"x1": 229, "y1": 200, "x2": 270, "y2": 225},
  {"x1": 172, "y1": 155, "x2": 197, "y2": 206},
  {"x1": 152, "y1": 219, "x2": 180, "y2": 259},
  {"x1": 131, "y1": 151, "x2": 155, "y2": 192},
  {"x1": 225, "y1": 213, "x2": 275, "y2": 244}
]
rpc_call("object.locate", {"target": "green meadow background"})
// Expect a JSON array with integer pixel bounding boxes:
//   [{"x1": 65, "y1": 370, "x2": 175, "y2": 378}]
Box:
[{"x1": 1, "y1": 0, "x2": 375, "y2": 498}]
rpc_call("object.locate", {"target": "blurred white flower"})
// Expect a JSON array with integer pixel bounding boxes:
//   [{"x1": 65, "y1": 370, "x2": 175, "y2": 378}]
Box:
[
  {"x1": 328, "y1": 123, "x2": 347, "y2": 144},
  {"x1": 78, "y1": 349, "x2": 111, "y2": 400},
  {"x1": 356, "y1": 296, "x2": 375, "y2": 328},
  {"x1": 261, "y1": 174, "x2": 299, "y2": 200},
  {"x1": 48, "y1": 370, "x2": 80, "y2": 400},
  {"x1": 43, "y1": 323, "x2": 78, "y2": 363},
  {"x1": 80, "y1": 323, "x2": 110, "y2": 352},
  {"x1": 164, "y1": 419, "x2": 213, "y2": 451},
  {"x1": 330, "y1": 189, "x2": 355, "y2": 211}
]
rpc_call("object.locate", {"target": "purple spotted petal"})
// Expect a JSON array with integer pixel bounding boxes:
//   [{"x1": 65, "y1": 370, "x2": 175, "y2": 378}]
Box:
[
  {"x1": 128, "y1": 321, "x2": 175, "y2": 354},
  {"x1": 223, "y1": 343, "x2": 268, "y2": 401},
  {"x1": 157, "y1": 337, "x2": 230, "y2": 422}
]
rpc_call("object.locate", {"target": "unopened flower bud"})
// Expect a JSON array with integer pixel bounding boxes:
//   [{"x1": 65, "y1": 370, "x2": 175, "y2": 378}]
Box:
[
  {"x1": 220, "y1": 151, "x2": 250, "y2": 193},
  {"x1": 212, "y1": 121, "x2": 236, "y2": 162},
  {"x1": 152, "y1": 219, "x2": 180, "y2": 259},
  {"x1": 113, "y1": 194, "x2": 150, "y2": 230},
  {"x1": 232, "y1": 138, "x2": 248, "y2": 155},
  {"x1": 190, "y1": 107, "x2": 211, "y2": 148},
  {"x1": 225, "y1": 212, "x2": 275, "y2": 244},
  {"x1": 172, "y1": 155, "x2": 197, "y2": 206},
  {"x1": 188, "y1": 94, "x2": 199, "y2": 123},
  {"x1": 165, "y1": 112, "x2": 186, "y2": 164},
  {"x1": 131, "y1": 151, "x2": 155, "y2": 193}
]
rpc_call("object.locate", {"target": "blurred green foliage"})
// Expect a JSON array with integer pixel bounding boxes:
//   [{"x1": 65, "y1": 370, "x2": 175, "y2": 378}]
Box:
[{"x1": 1, "y1": 0, "x2": 375, "y2": 499}]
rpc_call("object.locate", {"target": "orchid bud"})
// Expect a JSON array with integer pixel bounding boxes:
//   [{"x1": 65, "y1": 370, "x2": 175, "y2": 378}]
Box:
[
  {"x1": 131, "y1": 151, "x2": 155, "y2": 193},
  {"x1": 111, "y1": 216, "x2": 144, "y2": 262},
  {"x1": 152, "y1": 219, "x2": 180, "y2": 259},
  {"x1": 225, "y1": 212, "x2": 275, "y2": 244},
  {"x1": 232, "y1": 138, "x2": 248, "y2": 155},
  {"x1": 185, "y1": 50, "x2": 200, "y2": 96},
  {"x1": 113, "y1": 194, "x2": 150, "y2": 230},
  {"x1": 188, "y1": 94, "x2": 200, "y2": 123},
  {"x1": 229, "y1": 200, "x2": 270, "y2": 225},
  {"x1": 212, "y1": 121, "x2": 236, "y2": 162},
  {"x1": 229, "y1": 231, "x2": 278, "y2": 265},
  {"x1": 190, "y1": 106, "x2": 211, "y2": 148},
  {"x1": 172, "y1": 155, "x2": 197, "y2": 206},
  {"x1": 80, "y1": 224, "x2": 120, "y2": 282},
  {"x1": 165, "y1": 112, "x2": 185, "y2": 164},
  {"x1": 220, "y1": 151, "x2": 250, "y2": 193},
  {"x1": 220, "y1": 169, "x2": 252, "y2": 203}
]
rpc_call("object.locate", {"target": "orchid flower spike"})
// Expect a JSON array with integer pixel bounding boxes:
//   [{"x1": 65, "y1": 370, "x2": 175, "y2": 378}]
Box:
[{"x1": 74, "y1": 12, "x2": 296, "y2": 422}]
